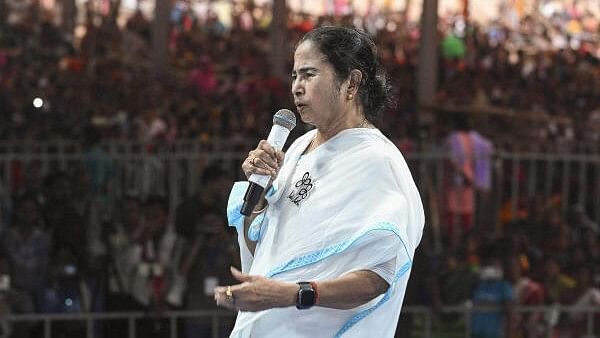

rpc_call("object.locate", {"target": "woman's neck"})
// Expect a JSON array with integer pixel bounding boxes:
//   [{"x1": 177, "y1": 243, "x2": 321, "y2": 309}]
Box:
[{"x1": 308, "y1": 109, "x2": 371, "y2": 153}]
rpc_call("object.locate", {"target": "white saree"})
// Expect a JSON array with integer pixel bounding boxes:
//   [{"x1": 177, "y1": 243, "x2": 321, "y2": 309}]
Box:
[{"x1": 226, "y1": 128, "x2": 425, "y2": 338}]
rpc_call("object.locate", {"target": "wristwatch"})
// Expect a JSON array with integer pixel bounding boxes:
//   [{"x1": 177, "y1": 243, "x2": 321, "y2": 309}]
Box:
[{"x1": 296, "y1": 281, "x2": 317, "y2": 310}]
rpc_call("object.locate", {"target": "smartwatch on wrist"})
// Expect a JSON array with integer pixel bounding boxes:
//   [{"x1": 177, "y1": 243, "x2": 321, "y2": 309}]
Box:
[{"x1": 296, "y1": 281, "x2": 317, "y2": 310}]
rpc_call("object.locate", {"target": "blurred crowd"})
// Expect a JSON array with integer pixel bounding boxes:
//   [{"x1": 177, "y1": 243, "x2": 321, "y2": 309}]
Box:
[
  {"x1": 0, "y1": 147, "x2": 598, "y2": 338},
  {"x1": 406, "y1": 195, "x2": 600, "y2": 338},
  {"x1": 0, "y1": 0, "x2": 598, "y2": 151},
  {"x1": 0, "y1": 164, "x2": 238, "y2": 338},
  {"x1": 0, "y1": 1, "x2": 599, "y2": 338}
]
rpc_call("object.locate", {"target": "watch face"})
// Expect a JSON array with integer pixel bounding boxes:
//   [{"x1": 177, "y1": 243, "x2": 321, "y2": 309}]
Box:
[{"x1": 299, "y1": 288, "x2": 315, "y2": 307}]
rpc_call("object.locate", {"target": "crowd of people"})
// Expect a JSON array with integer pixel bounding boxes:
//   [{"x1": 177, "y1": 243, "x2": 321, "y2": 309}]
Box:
[
  {"x1": 0, "y1": 164, "x2": 238, "y2": 338},
  {"x1": 0, "y1": 1, "x2": 598, "y2": 151},
  {"x1": 0, "y1": 157, "x2": 598, "y2": 338},
  {"x1": 407, "y1": 196, "x2": 600, "y2": 338},
  {"x1": 0, "y1": 1, "x2": 599, "y2": 337}
]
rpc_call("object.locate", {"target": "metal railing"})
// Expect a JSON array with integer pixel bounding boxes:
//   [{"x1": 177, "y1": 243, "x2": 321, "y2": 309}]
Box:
[
  {"x1": 1, "y1": 137, "x2": 600, "y2": 157},
  {"x1": 3, "y1": 310, "x2": 233, "y2": 338},
  {"x1": 0, "y1": 139, "x2": 251, "y2": 156},
  {"x1": 1, "y1": 150, "x2": 599, "y2": 229},
  {"x1": 3, "y1": 305, "x2": 598, "y2": 338}
]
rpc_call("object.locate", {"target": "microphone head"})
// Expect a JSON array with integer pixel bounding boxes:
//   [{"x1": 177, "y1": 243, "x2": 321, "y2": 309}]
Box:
[{"x1": 273, "y1": 109, "x2": 296, "y2": 131}]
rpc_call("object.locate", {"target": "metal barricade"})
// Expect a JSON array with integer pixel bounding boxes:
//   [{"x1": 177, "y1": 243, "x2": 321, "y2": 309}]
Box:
[
  {"x1": 3, "y1": 305, "x2": 598, "y2": 338},
  {"x1": 1, "y1": 150, "x2": 600, "y2": 234},
  {"x1": 4, "y1": 310, "x2": 233, "y2": 338}
]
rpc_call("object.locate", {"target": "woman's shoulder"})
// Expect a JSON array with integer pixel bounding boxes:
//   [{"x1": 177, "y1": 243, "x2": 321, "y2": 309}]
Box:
[{"x1": 354, "y1": 129, "x2": 403, "y2": 161}]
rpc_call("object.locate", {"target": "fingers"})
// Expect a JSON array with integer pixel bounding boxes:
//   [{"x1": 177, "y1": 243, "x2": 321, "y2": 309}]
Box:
[
  {"x1": 214, "y1": 286, "x2": 236, "y2": 310},
  {"x1": 275, "y1": 150, "x2": 285, "y2": 167},
  {"x1": 214, "y1": 276, "x2": 277, "y2": 312},
  {"x1": 257, "y1": 140, "x2": 277, "y2": 159},
  {"x1": 243, "y1": 153, "x2": 273, "y2": 177},
  {"x1": 231, "y1": 266, "x2": 252, "y2": 282},
  {"x1": 251, "y1": 155, "x2": 277, "y2": 176},
  {"x1": 214, "y1": 269, "x2": 254, "y2": 310},
  {"x1": 214, "y1": 283, "x2": 251, "y2": 311},
  {"x1": 257, "y1": 140, "x2": 280, "y2": 171},
  {"x1": 242, "y1": 140, "x2": 285, "y2": 179}
]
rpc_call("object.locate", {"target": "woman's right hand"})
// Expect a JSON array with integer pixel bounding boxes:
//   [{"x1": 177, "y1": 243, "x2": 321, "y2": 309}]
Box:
[{"x1": 242, "y1": 140, "x2": 285, "y2": 180}]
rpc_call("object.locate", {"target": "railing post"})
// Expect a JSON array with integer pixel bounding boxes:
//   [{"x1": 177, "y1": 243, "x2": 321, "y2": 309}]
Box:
[
  {"x1": 170, "y1": 315, "x2": 177, "y2": 338},
  {"x1": 44, "y1": 319, "x2": 51, "y2": 338},
  {"x1": 168, "y1": 155, "x2": 178, "y2": 221},
  {"x1": 128, "y1": 316, "x2": 136, "y2": 338},
  {"x1": 544, "y1": 158, "x2": 554, "y2": 201},
  {"x1": 596, "y1": 162, "x2": 600, "y2": 224},
  {"x1": 510, "y1": 156, "x2": 519, "y2": 222},
  {"x1": 586, "y1": 308, "x2": 594, "y2": 338},
  {"x1": 578, "y1": 160, "x2": 587, "y2": 206},
  {"x1": 560, "y1": 158, "x2": 570, "y2": 216},
  {"x1": 464, "y1": 303, "x2": 472, "y2": 338},
  {"x1": 493, "y1": 155, "x2": 504, "y2": 233},
  {"x1": 212, "y1": 313, "x2": 219, "y2": 338},
  {"x1": 5, "y1": 155, "x2": 12, "y2": 192},
  {"x1": 86, "y1": 317, "x2": 93, "y2": 338},
  {"x1": 547, "y1": 307, "x2": 554, "y2": 338},
  {"x1": 527, "y1": 158, "x2": 536, "y2": 199},
  {"x1": 424, "y1": 308, "x2": 432, "y2": 338}
]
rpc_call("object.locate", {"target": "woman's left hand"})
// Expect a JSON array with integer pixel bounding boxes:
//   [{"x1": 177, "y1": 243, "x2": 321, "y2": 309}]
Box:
[{"x1": 214, "y1": 267, "x2": 296, "y2": 312}]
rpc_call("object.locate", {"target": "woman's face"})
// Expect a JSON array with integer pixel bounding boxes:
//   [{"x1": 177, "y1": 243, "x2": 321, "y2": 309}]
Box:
[{"x1": 292, "y1": 40, "x2": 347, "y2": 128}]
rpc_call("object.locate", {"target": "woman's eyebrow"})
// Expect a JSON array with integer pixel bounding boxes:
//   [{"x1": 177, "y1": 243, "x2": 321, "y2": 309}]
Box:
[{"x1": 293, "y1": 67, "x2": 319, "y2": 75}]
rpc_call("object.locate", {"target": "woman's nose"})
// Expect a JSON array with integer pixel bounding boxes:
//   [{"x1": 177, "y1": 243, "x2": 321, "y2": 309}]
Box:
[{"x1": 292, "y1": 80, "x2": 303, "y2": 97}]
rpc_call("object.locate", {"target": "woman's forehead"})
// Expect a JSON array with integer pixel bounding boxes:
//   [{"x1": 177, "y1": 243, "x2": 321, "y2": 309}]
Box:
[{"x1": 293, "y1": 40, "x2": 327, "y2": 67}]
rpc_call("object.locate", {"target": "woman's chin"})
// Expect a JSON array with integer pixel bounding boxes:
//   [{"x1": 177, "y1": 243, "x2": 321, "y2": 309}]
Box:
[{"x1": 298, "y1": 111, "x2": 312, "y2": 124}]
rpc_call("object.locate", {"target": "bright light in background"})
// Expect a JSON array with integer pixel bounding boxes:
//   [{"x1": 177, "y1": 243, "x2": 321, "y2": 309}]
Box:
[{"x1": 33, "y1": 97, "x2": 44, "y2": 108}]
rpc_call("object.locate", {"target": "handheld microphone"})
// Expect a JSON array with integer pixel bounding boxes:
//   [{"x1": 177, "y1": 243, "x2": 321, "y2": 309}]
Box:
[{"x1": 240, "y1": 109, "x2": 296, "y2": 216}]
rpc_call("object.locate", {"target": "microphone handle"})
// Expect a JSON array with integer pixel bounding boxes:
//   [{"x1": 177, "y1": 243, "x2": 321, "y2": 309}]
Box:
[
  {"x1": 240, "y1": 183, "x2": 265, "y2": 216},
  {"x1": 241, "y1": 124, "x2": 291, "y2": 216}
]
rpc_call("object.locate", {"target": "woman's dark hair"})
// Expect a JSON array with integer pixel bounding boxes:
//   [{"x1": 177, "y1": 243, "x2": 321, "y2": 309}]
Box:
[{"x1": 299, "y1": 26, "x2": 391, "y2": 122}]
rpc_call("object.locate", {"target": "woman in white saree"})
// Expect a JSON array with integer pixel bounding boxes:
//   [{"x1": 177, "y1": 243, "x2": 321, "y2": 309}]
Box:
[{"x1": 215, "y1": 26, "x2": 425, "y2": 338}]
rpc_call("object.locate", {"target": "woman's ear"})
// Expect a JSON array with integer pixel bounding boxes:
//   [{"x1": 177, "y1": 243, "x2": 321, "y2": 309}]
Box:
[{"x1": 346, "y1": 69, "x2": 363, "y2": 99}]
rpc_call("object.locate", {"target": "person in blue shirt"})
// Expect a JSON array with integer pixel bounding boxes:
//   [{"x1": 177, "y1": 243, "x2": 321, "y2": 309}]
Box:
[{"x1": 471, "y1": 254, "x2": 514, "y2": 338}]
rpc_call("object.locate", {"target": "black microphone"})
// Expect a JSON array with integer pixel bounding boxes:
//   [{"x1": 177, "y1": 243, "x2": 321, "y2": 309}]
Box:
[{"x1": 240, "y1": 109, "x2": 296, "y2": 216}]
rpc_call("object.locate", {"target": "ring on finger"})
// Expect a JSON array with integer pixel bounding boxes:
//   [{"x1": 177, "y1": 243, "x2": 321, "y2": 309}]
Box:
[{"x1": 225, "y1": 286, "x2": 235, "y2": 304}]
